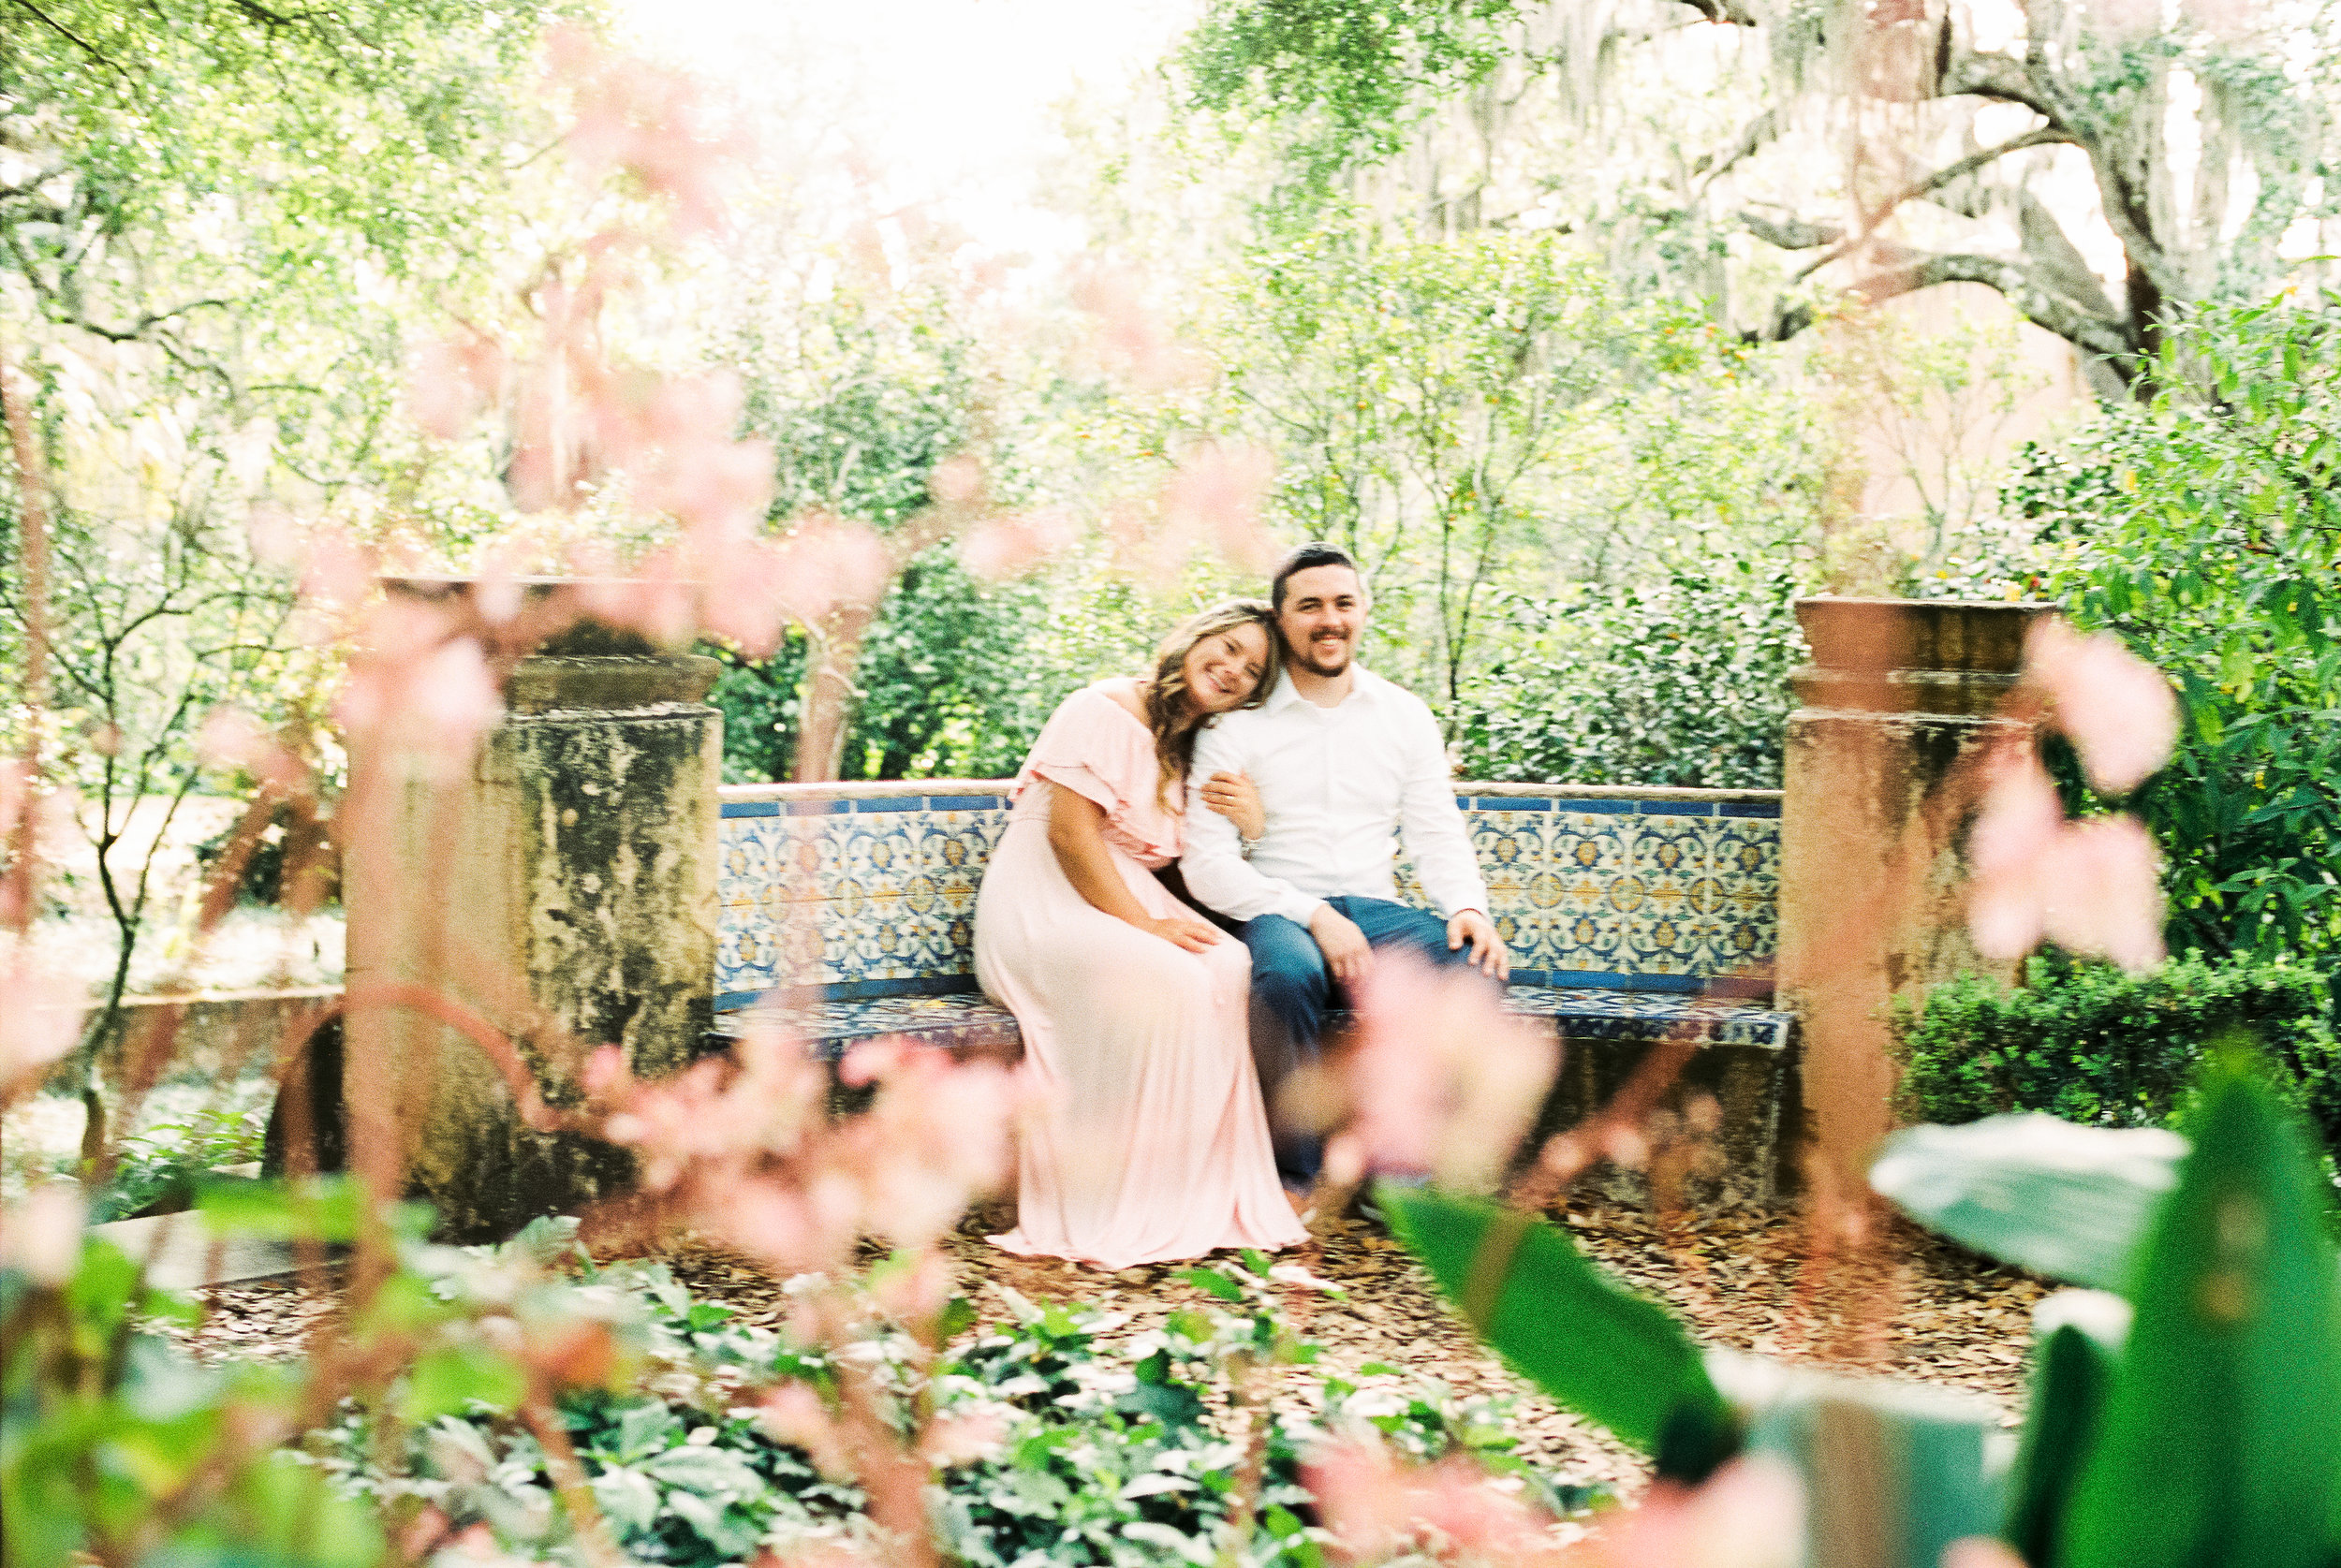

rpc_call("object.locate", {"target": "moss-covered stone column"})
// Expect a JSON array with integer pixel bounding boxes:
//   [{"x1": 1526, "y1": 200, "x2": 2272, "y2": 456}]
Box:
[
  {"x1": 1778, "y1": 597, "x2": 2046, "y2": 1198},
  {"x1": 346, "y1": 581, "x2": 720, "y2": 1240}
]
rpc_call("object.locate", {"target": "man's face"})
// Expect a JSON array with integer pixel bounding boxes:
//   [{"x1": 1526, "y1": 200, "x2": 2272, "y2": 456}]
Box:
[{"x1": 1276, "y1": 564, "x2": 1368, "y2": 679}]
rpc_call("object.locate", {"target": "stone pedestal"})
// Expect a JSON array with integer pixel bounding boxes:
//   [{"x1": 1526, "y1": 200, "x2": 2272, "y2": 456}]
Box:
[
  {"x1": 1777, "y1": 597, "x2": 2048, "y2": 1197},
  {"x1": 344, "y1": 583, "x2": 720, "y2": 1240}
]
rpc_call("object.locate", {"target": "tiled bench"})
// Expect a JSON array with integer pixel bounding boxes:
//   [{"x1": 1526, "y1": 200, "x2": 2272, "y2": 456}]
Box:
[
  {"x1": 709, "y1": 781, "x2": 1791, "y2": 1045},
  {"x1": 707, "y1": 782, "x2": 1794, "y2": 1199}
]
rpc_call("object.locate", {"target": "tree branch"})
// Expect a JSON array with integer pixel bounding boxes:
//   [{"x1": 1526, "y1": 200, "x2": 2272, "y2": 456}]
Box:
[
  {"x1": 1790, "y1": 124, "x2": 2078, "y2": 279},
  {"x1": 1740, "y1": 210, "x2": 1844, "y2": 250},
  {"x1": 1759, "y1": 251, "x2": 2138, "y2": 375}
]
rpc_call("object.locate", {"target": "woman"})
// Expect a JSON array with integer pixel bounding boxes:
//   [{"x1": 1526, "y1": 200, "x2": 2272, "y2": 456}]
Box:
[{"x1": 975, "y1": 601, "x2": 1309, "y2": 1268}]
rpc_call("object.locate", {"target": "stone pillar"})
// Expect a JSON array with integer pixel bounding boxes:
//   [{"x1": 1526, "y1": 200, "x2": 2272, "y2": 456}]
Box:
[
  {"x1": 345, "y1": 581, "x2": 721, "y2": 1240},
  {"x1": 1777, "y1": 597, "x2": 2047, "y2": 1198}
]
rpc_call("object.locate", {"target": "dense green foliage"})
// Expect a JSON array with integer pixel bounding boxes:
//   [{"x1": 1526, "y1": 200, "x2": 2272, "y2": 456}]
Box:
[
  {"x1": 313, "y1": 1240, "x2": 1595, "y2": 1568},
  {"x1": 1891, "y1": 954, "x2": 2341, "y2": 1159},
  {"x1": 2012, "y1": 293, "x2": 2341, "y2": 969}
]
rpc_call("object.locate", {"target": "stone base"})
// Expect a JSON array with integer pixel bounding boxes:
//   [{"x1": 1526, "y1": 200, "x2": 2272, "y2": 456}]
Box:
[{"x1": 346, "y1": 648, "x2": 721, "y2": 1242}]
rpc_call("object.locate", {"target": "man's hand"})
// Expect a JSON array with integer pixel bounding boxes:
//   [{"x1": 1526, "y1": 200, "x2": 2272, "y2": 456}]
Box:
[
  {"x1": 1309, "y1": 902, "x2": 1373, "y2": 985},
  {"x1": 1199, "y1": 769, "x2": 1266, "y2": 842},
  {"x1": 1448, "y1": 909, "x2": 1509, "y2": 979},
  {"x1": 1144, "y1": 915, "x2": 1225, "y2": 954}
]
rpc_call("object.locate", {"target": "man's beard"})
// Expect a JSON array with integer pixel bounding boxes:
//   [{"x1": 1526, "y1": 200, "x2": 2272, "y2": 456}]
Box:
[{"x1": 1288, "y1": 634, "x2": 1352, "y2": 677}]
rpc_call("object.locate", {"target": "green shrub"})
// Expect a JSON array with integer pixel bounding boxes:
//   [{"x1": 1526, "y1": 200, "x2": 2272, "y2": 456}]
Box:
[{"x1": 1891, "y1": 952, "x2": 2341, "y2": 1156}]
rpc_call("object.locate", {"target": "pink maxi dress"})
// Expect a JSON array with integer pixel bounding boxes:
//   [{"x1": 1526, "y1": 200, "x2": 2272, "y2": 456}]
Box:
[{"x1": 975, "y1": 683, "x2": 1309, "y2": 1268}]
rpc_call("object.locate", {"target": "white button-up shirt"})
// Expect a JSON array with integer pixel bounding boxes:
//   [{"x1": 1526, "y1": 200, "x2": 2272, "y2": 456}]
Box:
[{"x1": 1181, "y1": 666, "x2": 1489, "y2": 926}]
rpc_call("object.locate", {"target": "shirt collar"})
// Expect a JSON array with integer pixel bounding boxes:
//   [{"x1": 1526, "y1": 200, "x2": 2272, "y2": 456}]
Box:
[{"x1": 1263, "y1": 664, "x2": 1383, "y2": 713}]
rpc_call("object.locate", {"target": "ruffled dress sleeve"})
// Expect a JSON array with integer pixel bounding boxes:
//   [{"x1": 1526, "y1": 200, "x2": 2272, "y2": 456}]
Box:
[{"x1": 1010, "y1": 685, "x2": 1183, "y2": 866}]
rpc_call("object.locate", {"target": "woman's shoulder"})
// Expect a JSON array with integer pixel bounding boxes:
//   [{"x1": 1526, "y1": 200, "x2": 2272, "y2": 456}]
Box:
[{"x1": 1067, "y1": 677, "x2": 1148, "y2": 727}]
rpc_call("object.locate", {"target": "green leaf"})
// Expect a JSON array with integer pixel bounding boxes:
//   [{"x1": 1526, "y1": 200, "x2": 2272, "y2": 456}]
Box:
[
  {"x1": 1715, "y1": 1354, "x2": 2006, "y2": 1568},
  {"x1": 401, "y1": 1343, "x2": 527, "y2": 1422},
  {"x1": 1379, "y1": 1184, "x2": 1734, "y2": 1478},
  {"x1": 2003, "y1": 1290, "x2": 2128, "y2": 1567},
  {"x1": 1869, "y1": 1114, "x2": 2185, "y2": 1289},
  {"x1": 194, "y1": 1175, "x2": 430, "y2": 1244},
  {"x1": 2058, "y1": 1057, "x2": 2341, "y2": 1568},
  {"x1": 1183, "y1": 1267, "x2": 1244, "y2": 1303}
]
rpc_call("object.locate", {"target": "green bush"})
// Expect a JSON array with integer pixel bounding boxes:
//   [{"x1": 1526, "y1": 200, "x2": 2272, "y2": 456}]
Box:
[{"x1": 1891, "y1": 953, "x2": 2341, "y2": 1156}]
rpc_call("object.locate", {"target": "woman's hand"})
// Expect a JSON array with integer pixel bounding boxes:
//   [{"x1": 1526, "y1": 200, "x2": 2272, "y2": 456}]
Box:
[
  {"x1": 1200, "y1": 769, "x2": 1266, "y2": 842},
  {"x1": 1144, "y1": 914, "x2": 1225, "y2": 953}
]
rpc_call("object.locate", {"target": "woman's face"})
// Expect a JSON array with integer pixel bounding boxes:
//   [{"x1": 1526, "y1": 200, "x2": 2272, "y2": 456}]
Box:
[{"x1": 1181, "y1": 620, "x2": 1271, "y2": 715}]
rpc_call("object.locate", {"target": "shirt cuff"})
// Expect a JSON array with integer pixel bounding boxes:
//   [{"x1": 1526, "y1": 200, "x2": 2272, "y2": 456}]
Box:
[{"x1": 1274, "y1": 890, "x2": 1329, "y2": 927}]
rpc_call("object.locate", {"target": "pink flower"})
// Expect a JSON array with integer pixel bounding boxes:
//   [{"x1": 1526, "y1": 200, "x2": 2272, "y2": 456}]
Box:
[
  {"x1": 959, "y1": 508, "x2": 1080, "y2": 581},
  {"x1": 760, "y1": 1385, "x2": 852, "y2": 1477},
  {"x1": 1162, "y1": 443, "x2": 1277, "y2": 573},
  {"x1": 1574, "y1": 1456, "x2": 1804, "y2": 1568},
  {"x1": 406, "y1": 333, "x2": 507, "y2": 442},
  {"x1": 2024, "y1": 618, "x2": 2177, "y2": 795},
  {"x1": 1968, "y1": 751, "x2": 2165, "y2": 974},
  {"x1": 1068, "y1": 260, "x2": 1205, "y2": 388},
  {"x1": 195, "y1": 708, "x2": 306, "y2": 793},
  {"x1": 0, "y1": 955, "x2": 82, "y2": 1096},
  {"x1": 928, "y1": 454, "x2": 985, "y2": 506},
  {"x1": 771, "y1": 518, "x2": 892, "y2": 625},
  {"x1": 919, "y1": 1412, "x2": 1007, "y2": 1467},
  {"x1": 1, "y1": 1185, "x2": 85, "y2": 1284},
  {"x1": 331, "y1": 604, "x2": 505, "y2": 782},
  {"x1": 1305, "y1": 1441, "x2": 1551, "y2": 1562},
  {"x1": 1333, "y1": 951, "x2": 1556, "y2": 1191}
]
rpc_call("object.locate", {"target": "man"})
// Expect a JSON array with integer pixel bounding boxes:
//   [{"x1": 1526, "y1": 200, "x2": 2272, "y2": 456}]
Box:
[{"x1": 1181, "y1": 542, "x2": 1509, "y2": 1186}]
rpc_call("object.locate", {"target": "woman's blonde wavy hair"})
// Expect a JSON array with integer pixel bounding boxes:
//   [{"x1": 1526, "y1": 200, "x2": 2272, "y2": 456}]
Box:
[{"x1": 1142, "y1": 598, "x2": 1282, "y2": 809}]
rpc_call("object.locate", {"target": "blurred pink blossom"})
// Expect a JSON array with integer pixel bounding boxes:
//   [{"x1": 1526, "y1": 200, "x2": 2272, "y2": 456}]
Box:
[
  {"x1": 759, "y1": 1384, "x2": 853, "y2": 1477},
  {"x1": 1, "y1": 1186, "x2": 85, "y2": 1284},
  {"x1": 1306, "y1": 1441, "x2": 1552, "y2": 1562},
  {"x1": 332, "y1": 604, "x2": 505, "y2": 782},
  {"x1": 2024, "y1": 619, "x2": 2177, "y2": 794},
  {"x1": 246, "y1": 505, "x2": 302, "y2": 569},
  {"x1": 959, "y1": 507, "x2": 1081, "y2": 582},
  {"x1": 920, "y1": 1412, "x2": 1007, "y2": 1467},
  {"x1": 1162, "y1": 443, "x2": 1278, "y2": 574},
  {"x1": 928, "y1": 454, "x2": 985, "y2": 506},
  {"x1": 0, "y1": 953, "x2": 82, "y2": 1094},
  {"x1": 1069, "y1": 260, "x2": 1205, "y2": 388},
  {"x1": 298, "y1": 526, "x2": 374, "y2": 618},
  {"x1": 772, "y1": 518, "x2": 892, "y2": 625},
  {"x1": 1568, "y1": 1456, "x2": 1804, "y2": 1568},
  {"x1": 549, "y1": 29, "x2": 741, "y2": 235},
  {"x1": 1968, "y1": 752, "x2": 2165, "y2": 973},
  {"x1": 407, "y1": 333, "x2": 508, "y2": 442},
  {"x1": 869, "y1": 1247, "x2": 954, "y2": 1325},
  {"x1": 1939, "y1": 1541, "x2": 2028, "y2": 1568},
  {"x1": 1330, "y1": 951, "x2": 1556, "y2": 1192},
  {"x1": 195, "y1": 708, "x2": 306, "y2": 793}
]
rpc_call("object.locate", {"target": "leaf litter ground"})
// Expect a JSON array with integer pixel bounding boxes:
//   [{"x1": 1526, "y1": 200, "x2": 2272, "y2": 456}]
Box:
[{"x1": 166, "y1": 1194, "x2": 2048, "y2": 1501}]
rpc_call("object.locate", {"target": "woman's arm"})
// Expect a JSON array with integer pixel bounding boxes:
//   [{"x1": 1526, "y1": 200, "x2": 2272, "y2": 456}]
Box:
[{"x1": 1043, "y1": 783, "x2": 1222, "y2": 953}]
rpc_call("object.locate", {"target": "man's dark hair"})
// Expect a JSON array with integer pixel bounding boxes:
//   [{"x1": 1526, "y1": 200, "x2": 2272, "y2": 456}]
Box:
[{"x1": 1270, "y1": 542, "x2": 1360, "y2": 609}]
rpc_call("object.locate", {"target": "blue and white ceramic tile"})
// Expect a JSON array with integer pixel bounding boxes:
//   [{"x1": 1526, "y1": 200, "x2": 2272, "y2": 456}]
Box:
[{"x1": 714, "y1": 789, "x2": 1782, "y2": 1003}]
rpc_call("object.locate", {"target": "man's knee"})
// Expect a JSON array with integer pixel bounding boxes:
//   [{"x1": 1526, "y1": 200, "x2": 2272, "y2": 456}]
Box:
[{"x1": 1243, "y1": 916, "x2": 1330, "y2": 1010}]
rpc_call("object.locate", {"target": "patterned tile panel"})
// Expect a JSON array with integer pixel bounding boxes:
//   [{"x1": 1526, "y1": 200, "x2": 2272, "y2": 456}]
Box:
[
  {"x1": 714, "y1": 786, "x2": 1782, "y2": 1006},
  {"x1": 706, "y1": 982, "x2": 1789, "y2": 1062}
]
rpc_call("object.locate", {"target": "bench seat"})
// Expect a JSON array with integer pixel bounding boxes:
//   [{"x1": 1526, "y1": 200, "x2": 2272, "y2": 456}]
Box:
[{"x1": 706, "y1": 983, "x2": 1792, "y2": 1061}]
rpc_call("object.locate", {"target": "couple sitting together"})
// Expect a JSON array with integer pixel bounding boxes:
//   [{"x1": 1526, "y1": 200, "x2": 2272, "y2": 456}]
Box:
[{"x1": 973, "y1": 542, "x2": 1511, "y2": 1269}]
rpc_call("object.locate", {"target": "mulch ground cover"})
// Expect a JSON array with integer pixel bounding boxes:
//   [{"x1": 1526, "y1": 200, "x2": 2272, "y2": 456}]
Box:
[{"x1": 169, "y1": 1194, "x2": 2049, "y2": 1501}]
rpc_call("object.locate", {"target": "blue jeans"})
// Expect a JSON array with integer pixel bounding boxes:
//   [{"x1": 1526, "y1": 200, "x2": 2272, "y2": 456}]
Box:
[{"x1": 1239, "y1": 896, "x2": 1494, "y2": 1184}]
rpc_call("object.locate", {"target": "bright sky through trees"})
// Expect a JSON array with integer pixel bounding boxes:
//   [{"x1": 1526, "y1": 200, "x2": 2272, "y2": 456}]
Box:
[{"x1": 615, "y1": 0, "x2": 1198, "y2": 260}]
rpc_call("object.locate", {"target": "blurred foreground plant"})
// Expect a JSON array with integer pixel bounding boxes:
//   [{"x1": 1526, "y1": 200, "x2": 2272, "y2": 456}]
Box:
[{"x1": 1377, "y1": 1048, "x2": 2341, "y2": 1568}]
